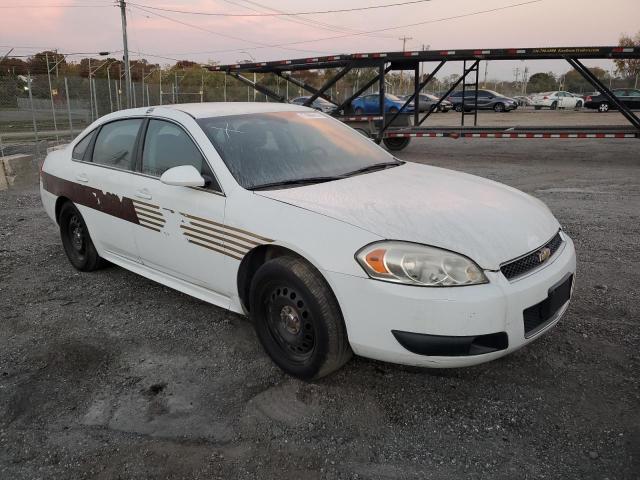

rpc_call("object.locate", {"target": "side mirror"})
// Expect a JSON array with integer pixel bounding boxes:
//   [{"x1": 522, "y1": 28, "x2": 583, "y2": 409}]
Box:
[{"x1": 160, "y1": 165, "x2": 205, "y2": 187}]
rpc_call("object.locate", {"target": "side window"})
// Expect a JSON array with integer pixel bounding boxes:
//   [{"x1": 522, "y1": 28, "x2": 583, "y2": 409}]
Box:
[
  {"x1": 92, "y1": 119, "x2": 142, "y2": 169},
  {"x1": 142, "y1": 119, "x2": 220, "y2": 191},
  {"x1": 72, "y1": 131, "x2": 95, "y2": 161}
]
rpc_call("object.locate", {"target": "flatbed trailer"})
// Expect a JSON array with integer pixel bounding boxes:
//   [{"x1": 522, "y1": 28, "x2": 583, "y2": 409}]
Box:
[{"x1": 205, "y1": 46, "x2": 640, "y2": 151}]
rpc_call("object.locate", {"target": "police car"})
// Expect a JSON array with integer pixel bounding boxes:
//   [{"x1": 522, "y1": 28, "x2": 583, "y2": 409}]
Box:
[{"x1": 40, "y1": 103, "x2": 576, "y2": 379}]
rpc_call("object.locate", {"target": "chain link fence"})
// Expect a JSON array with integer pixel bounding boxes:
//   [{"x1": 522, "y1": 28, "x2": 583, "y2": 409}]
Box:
[{"x1": 0, "y1": 69, "x2": 380, "y2": 161}]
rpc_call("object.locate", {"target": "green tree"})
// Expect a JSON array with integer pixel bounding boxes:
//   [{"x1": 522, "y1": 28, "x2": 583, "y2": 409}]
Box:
[
  {"x1": 527, "y1": 72, "x2": 556, "y2": 93},
  {"x1": 614, "y1": 31, "x2": 640, "y2": 79}
]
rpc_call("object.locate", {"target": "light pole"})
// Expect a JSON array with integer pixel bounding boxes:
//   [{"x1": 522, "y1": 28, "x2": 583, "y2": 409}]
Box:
[{"x1": 240, "y1": 51, "x2": 257, "y2": 101}]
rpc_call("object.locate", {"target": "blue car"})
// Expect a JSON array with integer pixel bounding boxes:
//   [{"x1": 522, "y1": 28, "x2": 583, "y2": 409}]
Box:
[{"x1": 351, "y1": 93, "x2": 414, "y2": 115}]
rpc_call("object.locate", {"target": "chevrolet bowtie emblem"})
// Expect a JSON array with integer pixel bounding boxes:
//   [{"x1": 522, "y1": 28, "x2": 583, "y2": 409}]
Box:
[{"x1": 537, "y1": 247, "x2": 552, "y2": 263}]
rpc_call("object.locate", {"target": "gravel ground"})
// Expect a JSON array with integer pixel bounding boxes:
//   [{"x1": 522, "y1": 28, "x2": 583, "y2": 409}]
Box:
[{"x1": 1, "y1": 138, "x2": 639, "y2": 479}]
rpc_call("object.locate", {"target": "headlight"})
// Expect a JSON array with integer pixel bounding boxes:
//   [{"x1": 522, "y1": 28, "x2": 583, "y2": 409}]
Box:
[{"x1": 355, "y1": 241, "x2": 488, "y2": 287}]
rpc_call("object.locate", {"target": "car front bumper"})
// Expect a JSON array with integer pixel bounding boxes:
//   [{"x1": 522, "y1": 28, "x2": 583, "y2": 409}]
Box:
[{"x1": 325, "y1": 233, "x2": 576, "y2": 368}]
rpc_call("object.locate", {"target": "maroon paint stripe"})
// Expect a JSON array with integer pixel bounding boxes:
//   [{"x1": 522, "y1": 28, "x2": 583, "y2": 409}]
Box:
[{"x1": 42, "y1": 171, "x2": 140, "y2": 225}]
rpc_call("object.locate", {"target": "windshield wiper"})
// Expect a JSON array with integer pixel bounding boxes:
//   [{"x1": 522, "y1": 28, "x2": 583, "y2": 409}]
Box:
[
  {"x1": 248, "y1": 176, "x2": 343, "y2": 191},
  {"x1": 341, "y1": 160, "x2": 404, "y2": 178}
]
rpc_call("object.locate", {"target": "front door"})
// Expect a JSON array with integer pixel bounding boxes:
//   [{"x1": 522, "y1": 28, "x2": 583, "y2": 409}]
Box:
[{"x1": 129, "y1": 118, "x2": 233, "y2": 296}]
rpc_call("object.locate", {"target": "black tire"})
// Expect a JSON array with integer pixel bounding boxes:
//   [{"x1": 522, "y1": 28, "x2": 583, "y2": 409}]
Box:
[
  {"x1": 58, "y1": 202, "x2": 106, "y2": 272},
  {"x1": 493, "y1": 102, "x2": 505, "y2": 112},
  {"x1": 354, "y1": 107, "x2": 364, "y2": 115},
  {"x1": 383, "y1": 137, "x2": 411, "y2": 151},
  {"x1": 550, "y1": 101, "x2": 558, "y2": 110},
  {"x1": 534, "y1": 106, "x2": 542, "y2": 110},
  {"x1": 575, "y1": 101, "x2": 583, "y2": 109},
  {"x1": 598, "y1": 102, "x2": 609, "y2": 113},
  {"x1": 249, "y1": 256, "x2": 352, "y2": 380},
  {"x1": 454, "y1": 104, "x2": 463, "y2": 113}
]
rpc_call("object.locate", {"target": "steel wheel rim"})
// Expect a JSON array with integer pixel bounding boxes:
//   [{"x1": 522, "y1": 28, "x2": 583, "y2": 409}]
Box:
[
  {"x1": 264, "y1": 285, "x2": 316, "y2": 363},
  {"x1": 68, "y1": 214, "x2": 86, "y2": 255}
]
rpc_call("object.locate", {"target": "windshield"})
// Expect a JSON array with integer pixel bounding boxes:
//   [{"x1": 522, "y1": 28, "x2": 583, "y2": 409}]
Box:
[{"x1": 197, "y1": 111, "x2": 397, "y2": 189}]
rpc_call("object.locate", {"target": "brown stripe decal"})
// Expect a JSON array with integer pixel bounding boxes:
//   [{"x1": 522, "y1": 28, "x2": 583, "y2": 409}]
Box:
[
  {"x1": 42, "y1": 172, "x2": 139, "y2": 225},
  {"x1": 187, "y1": 239, "x2": 243, "y2": 260},
  {"x1": 181, "y1": 225, "x2": 255, "y2": 250},
  {"x1": 183, "y1": 222, "x2": 260, "y2": 247},
  {"x1": 132, "y1": 199, "x2": 159, "y2": 209},
  {"x1": 180, "y1": 212, "x2": 273, "y2": 242}
]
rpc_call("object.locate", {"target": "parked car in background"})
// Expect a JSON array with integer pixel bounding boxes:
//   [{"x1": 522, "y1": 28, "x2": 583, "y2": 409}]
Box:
[
  {"x1": 448, "y1": 90, "x2": 518, "y2": 112},
  {"x1": 40, "y1": 102, "x2": 576, "y2": 379},
  {"x1": 583, "y1": 88, "x2": 640, "y2": 112},
  {"x1": 399, "y1": 93, "x2": 452, "y2": 112},
  {"x1": 513, "y1": 95, "x2": 533, "y2": 107},
  {"x1": 531, "y1": 91, "x2": 583, "y2": 110},
  {"x1": 289, "y1": 96, "x2": 336, "y2": 114},
  {"x1": 351, "y1": 93, "x2": 415, "y2": 115}
]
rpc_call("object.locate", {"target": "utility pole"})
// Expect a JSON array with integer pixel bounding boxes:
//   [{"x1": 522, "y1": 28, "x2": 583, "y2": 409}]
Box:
[
  {"x1": 399, "y1": 36, "x2": 413, "y2": 52},
  {"x1": 119, "y1": 0, "x2": 132, "y2": 108}
]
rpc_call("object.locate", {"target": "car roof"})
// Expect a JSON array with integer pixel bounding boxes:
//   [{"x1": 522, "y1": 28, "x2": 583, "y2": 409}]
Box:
[{"x1": 102, "y1": 102, "x2": 311, "y2": 120}]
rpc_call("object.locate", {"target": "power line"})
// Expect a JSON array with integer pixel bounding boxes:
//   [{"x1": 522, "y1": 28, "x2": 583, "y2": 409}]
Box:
[
  {"x1": 126, "y1": 0, "x2": 435, "y2": 17},
  {"x1": 136, "y1": 0, "x2": 543, "y2": 58},
  {"x1": 221, "y1": 0, "x2": 396, "y2": 40},
  {"x1": 129, "y1": 4, "x2": 338, "y2": 56}
]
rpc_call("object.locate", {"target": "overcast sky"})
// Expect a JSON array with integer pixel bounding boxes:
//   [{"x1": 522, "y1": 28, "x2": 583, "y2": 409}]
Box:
[{"x1": 2, "y1": 0, "x2": 639, "y2": 79}]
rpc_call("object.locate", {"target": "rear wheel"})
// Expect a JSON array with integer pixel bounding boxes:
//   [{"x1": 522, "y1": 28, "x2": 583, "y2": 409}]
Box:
[
  {"x1": 250, "y1": 256, "x2": 352, "y2": 380},
  {"x1": 383, "y1": 137, "x2": 411, "y2": 151},
  {"x1": 575, "y1": 101, "x2": 583, "y2": 109},
  {"x1": 598, "y1": 102, "x2": 609, "y2": 113},
  {"x1": 59, "y1": 202, "x2": 106, "y2": 272}
]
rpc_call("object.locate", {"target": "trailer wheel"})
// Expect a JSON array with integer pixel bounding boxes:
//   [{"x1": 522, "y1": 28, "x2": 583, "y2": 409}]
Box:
[{"x1": 383, "y1": 137, "x2": 410, "y2": 151}]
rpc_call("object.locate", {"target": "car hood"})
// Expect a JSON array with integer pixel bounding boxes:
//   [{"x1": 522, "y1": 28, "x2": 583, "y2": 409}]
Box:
[{"x1": 256, "y1": 163, "x2": 560, "y2": 270}]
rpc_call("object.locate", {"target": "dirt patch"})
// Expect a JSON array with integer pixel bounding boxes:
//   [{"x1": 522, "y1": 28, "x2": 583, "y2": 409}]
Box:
[{"x1": 0, "y1": 138, "x2": 638, "y2": 479}]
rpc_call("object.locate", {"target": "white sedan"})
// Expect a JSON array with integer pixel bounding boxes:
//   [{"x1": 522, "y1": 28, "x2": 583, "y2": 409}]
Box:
[
  {"x1": 531, "y1": 91, "x2": 584, "y2": 110},
  {"x1": 40, "y1": 103, "x2": 576, "y2": 379}
]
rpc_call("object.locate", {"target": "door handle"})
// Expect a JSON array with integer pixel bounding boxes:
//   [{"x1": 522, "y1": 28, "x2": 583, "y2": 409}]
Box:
[
  {"x1": 135, "y1": 189, "x2": 152, "y2": 200},
  {"x1": 75, "y1": 173, "x2": 89, "y2": 183}
]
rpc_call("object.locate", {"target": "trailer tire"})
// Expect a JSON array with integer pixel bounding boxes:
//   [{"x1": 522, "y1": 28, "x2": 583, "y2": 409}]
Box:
[{"x1": 383, "y1": 137, "x2": 410, "y2": 151}]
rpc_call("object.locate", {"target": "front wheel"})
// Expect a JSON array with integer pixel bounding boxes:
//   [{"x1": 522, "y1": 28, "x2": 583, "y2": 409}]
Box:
[
  {"x1": 575, "y1": 101, "x2": 583, "y2": 109},
  {"x1": 454, "y1": 104, "x2": 463, "y2": 113},
  {"x1": 550, "y1": 101, "x2": 558, "y2": 110},
  {"x1": 59, "y1": 202, "x2": 106, "y2": 271},
  {"x1": 598, "y1": 102, "x2": 609, "y2": 113},
  {"x1": 493, "y1": 102, "x2": 505, "y2": 112},
  {"x1": 354, "y1": 107, "x2": 364, "y2": 115},
  {"x1": 250, "y1": 256, "x2": 352, "y2": 380}
]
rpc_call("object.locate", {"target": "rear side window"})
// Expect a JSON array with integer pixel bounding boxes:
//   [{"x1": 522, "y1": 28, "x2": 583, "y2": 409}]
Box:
[
  {"x1": 92, "y1": 119, "x2": 143, "y2": 169},
  {"x1": 72, "y1": 131, "x2": 94, "y2": 161}
]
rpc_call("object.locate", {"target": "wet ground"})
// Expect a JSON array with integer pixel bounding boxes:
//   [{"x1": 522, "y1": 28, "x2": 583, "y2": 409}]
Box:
[{"x1": 1, "y1": 137, "x2": 639, "y2": 479}]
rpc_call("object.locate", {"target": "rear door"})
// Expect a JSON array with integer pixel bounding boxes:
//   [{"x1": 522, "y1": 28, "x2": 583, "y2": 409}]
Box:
[
  {"x1": 70, "y1": 118, "x2": 144, "y2": 262},
  {"x1": 129, "y1": 116, "x2": 232, "y2": 296}
]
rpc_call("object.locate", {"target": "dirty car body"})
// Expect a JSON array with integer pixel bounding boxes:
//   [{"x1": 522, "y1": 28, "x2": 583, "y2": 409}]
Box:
[{"x1": 40, "y1": 103, "x2": 576, "y2": 379}]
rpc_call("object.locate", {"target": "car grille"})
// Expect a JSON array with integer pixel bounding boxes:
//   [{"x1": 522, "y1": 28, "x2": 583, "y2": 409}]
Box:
[{"x1": 500, "y1": 232, "x2": 563, "y2": 280}]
